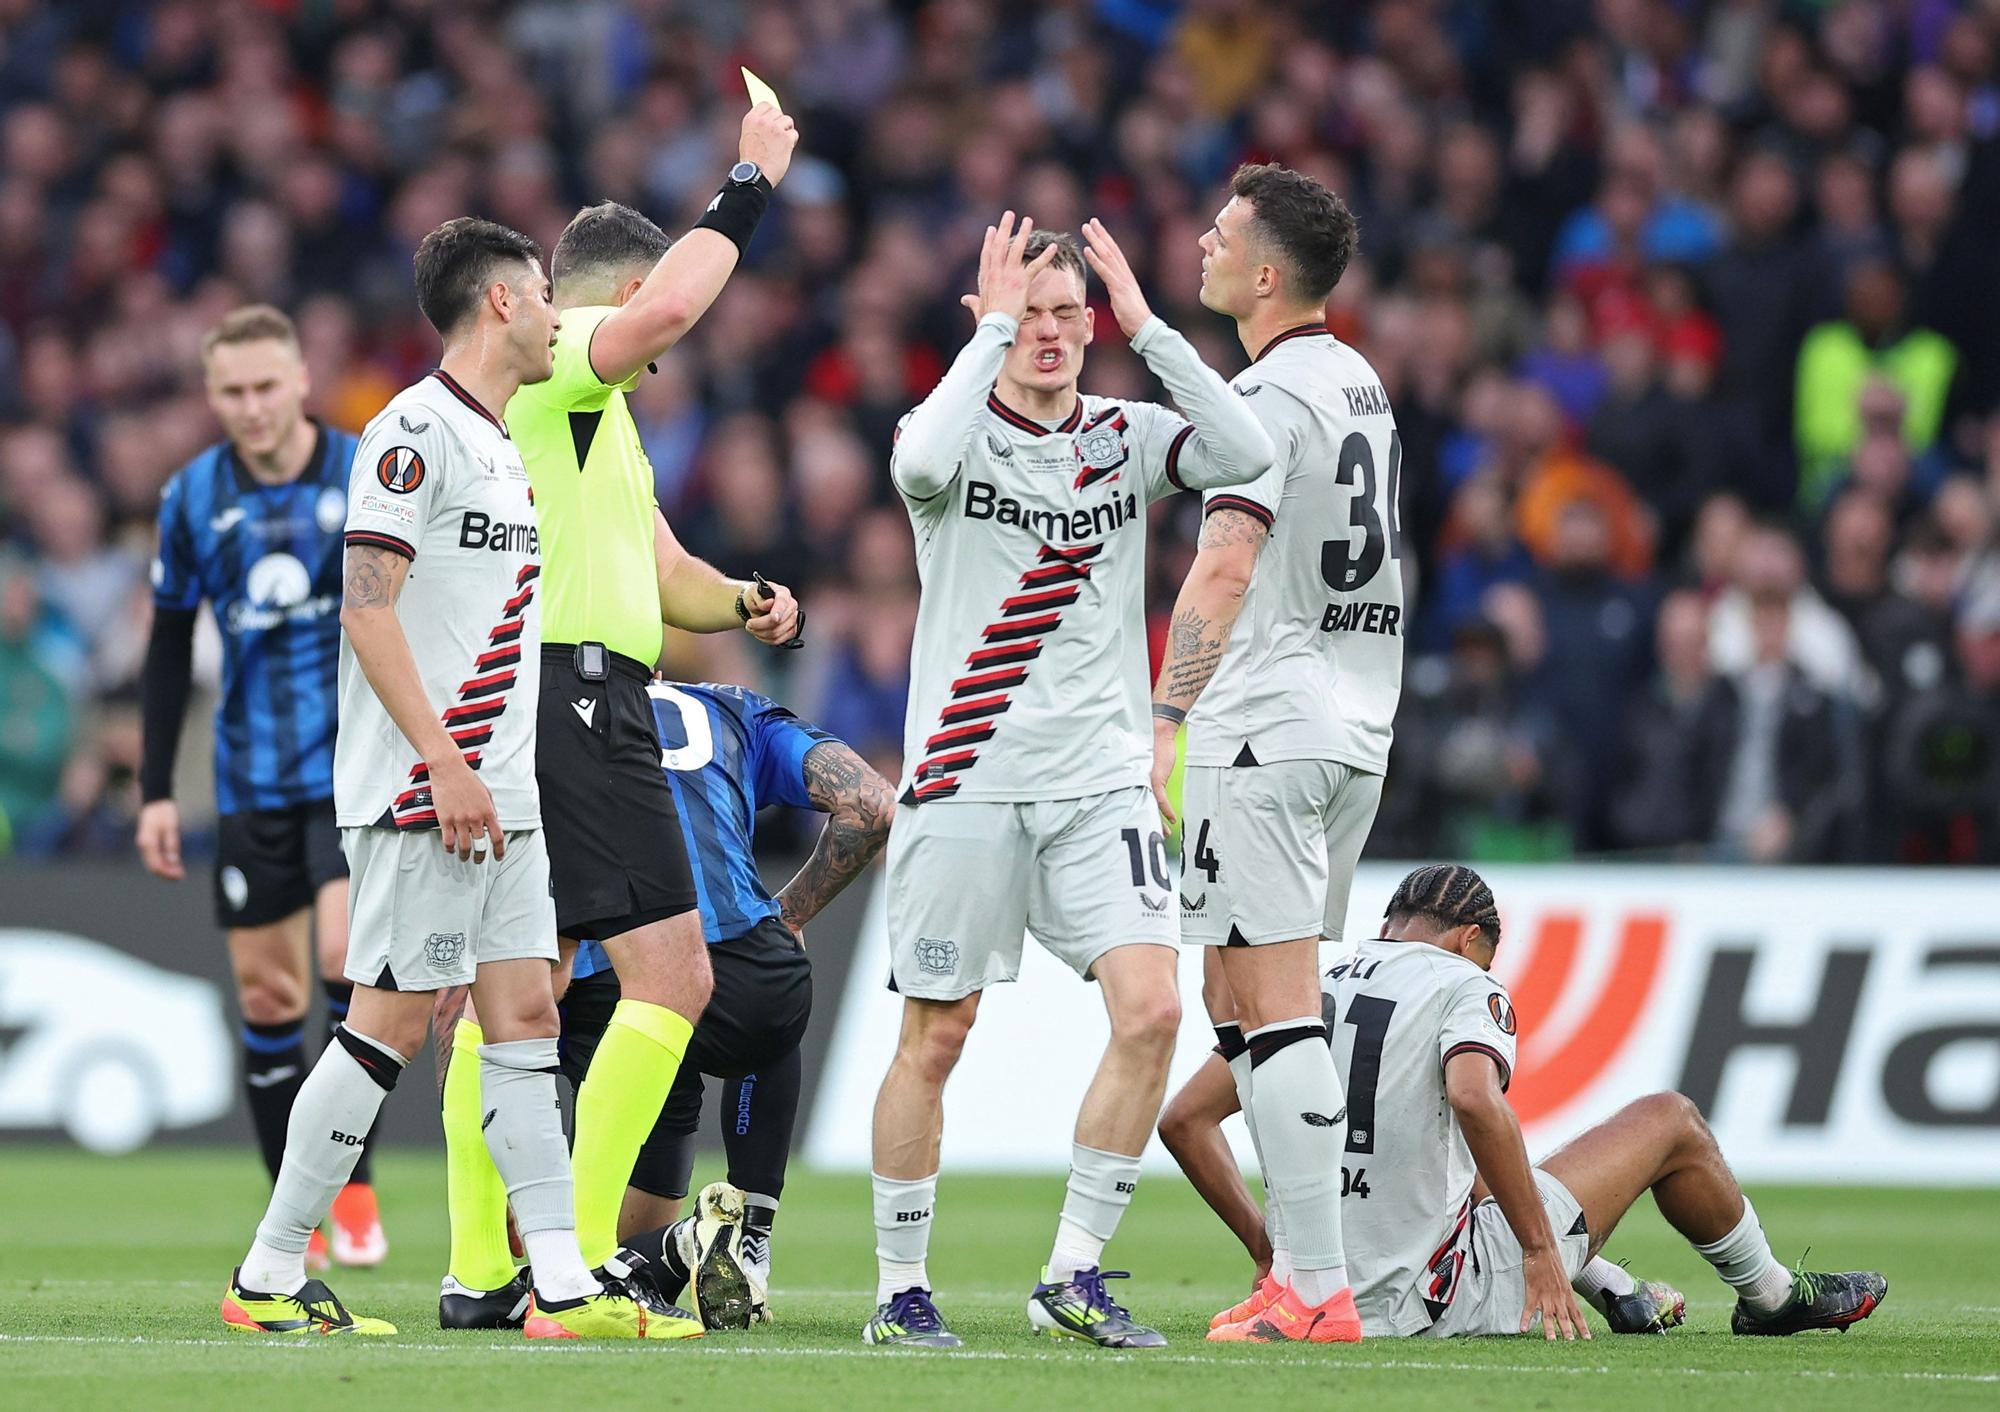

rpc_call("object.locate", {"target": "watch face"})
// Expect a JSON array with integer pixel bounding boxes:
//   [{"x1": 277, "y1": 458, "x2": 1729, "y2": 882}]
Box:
[{"x1": 730, "y1": 161, "x2": 760, "y2": 184}]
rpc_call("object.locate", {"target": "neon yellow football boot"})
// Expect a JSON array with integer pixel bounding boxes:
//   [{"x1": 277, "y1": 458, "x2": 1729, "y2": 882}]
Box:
[
  {"x1": 523, "y1": 1283, "x2": 704, "y2": 1340},
  {"x1": 221, "y1": 1268, "x2": 396, "y2": 1335}
]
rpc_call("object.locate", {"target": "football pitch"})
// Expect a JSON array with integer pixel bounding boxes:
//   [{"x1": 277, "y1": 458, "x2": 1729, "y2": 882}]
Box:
[{"x1": 2, "y1": 1148, "x2": 1996, "y2": 1410}]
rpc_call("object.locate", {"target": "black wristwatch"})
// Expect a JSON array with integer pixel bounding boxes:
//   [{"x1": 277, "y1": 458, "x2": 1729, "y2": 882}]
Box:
[{"x1": 729, "y1": 160, "x2": 768, "y2": 190}]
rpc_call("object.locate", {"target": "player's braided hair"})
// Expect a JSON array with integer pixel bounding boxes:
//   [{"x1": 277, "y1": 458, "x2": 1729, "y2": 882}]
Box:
[{"x1": 1384, "y1": 864, "x2": 1501, "y2": 949}]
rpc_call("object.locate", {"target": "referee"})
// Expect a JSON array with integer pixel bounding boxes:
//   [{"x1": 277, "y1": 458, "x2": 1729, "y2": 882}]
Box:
[{"x1": 503, "y1": 99, "x2": 802, "y2": 1267}]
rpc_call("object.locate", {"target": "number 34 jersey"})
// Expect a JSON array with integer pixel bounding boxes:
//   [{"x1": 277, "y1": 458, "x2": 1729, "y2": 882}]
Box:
[
  {"x1": 1322, "y1": 938, "x2": 1519, "y2": 1337},
  {"x1": 1186, "y1": 326, "x2": 1406, "y2": 773}
]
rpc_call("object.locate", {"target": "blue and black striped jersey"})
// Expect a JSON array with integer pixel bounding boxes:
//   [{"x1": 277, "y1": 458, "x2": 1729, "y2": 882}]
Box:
[
  {"x1": 573, "y1": 682, "x2": 836, "y2": 979},
  {"x1": 151, "y1": 423, "x2": 357, "y2": 815}
]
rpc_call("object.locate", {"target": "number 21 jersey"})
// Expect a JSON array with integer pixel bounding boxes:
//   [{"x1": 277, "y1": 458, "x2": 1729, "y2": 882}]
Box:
[
  {"x1": 1323, "y1": 939, "x2": 1519, "y2": 1336},
  {"x1": 1185, "y1": 326, "x2": 1405, "y2": 773}
]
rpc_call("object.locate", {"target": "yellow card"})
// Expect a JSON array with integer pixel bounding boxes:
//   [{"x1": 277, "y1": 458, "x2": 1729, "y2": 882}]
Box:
[{"x1": 741, "y1": 67, "x2": 783, "y2": 113}]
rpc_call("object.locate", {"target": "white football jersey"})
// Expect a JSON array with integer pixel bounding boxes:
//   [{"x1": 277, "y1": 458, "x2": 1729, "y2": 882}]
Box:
[
  {"x1": 1186, "y1": 326, "x2": 1405, "y2": 773},
  {"x1": 892, "y1": 313, "x2": 1272, "y2": 803},
  {"x1": 1322, "y1": 938, "x2": 1518, "y2": 1337},
  {"x1": 335, "y1": 372, "x2": 543, "y2": 831}
]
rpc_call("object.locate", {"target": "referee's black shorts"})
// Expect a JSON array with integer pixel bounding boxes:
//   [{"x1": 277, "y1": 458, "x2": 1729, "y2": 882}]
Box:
[
  {"x1": 537, "y1": 642, "x2": 697, "y2": 939},
  {"x1": 558, "y1": 915, "x2": 813, "y2": 1198}
]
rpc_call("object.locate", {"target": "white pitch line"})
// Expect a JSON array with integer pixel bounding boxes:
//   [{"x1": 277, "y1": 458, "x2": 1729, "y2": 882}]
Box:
[{"x1": 0, "y1": 1332, "x2": 1995, "y2": 1383}]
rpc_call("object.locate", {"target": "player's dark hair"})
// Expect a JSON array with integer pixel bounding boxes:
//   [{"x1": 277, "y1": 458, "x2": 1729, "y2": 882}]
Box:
[
  {"x1": 412, "y1": 216, "x2": 542, "y2": 337},
  {"x1": 1228, "y1": 162, "x2": 1358, "y2": 304},
  {"x1": 1385, "y1": 864, "x2": 1501, "y2": 949},
  {"x1": 1023, "y1": 228, "x2": 1088, "y2": 292},
  {"x1": 551, "y1": 201, "x2": 673, "y2": 293}
]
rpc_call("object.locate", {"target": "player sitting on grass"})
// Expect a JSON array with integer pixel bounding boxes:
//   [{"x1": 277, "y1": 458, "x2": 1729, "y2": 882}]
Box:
[
  {"x1": 1161, "y1": 864, "x2": 1888, "y2": 1341},
  {"x1": 436, "y1": 679, "x2": 893, "y2": 1332}
]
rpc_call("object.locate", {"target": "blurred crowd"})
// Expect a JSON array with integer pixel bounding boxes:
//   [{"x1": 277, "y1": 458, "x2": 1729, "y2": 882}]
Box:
[{"x1": 0, "y1": 0, "x2": 1996, "y2": 864}]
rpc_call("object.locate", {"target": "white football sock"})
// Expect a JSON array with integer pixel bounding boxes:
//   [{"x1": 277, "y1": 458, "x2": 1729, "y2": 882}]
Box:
[
  {"x1": 480, "y1": 1038, "x2": 597, "y2": 1302},
  {"x1": 241, "y1": 1028, "x2": 402, "y2": 1295},
  {"x1": 1246, "y1": 1018, "x2": 1348, "y2": 1306},
  {"x1": 1574, "y1": 1256, "x2": 1636, "y2": 1303},
  {"x1": 873, "y1": 1171, "x2": 937, "y2": 1304},
  {"x1": 1227, "y1": 1048, "x2": 1290, "y2": 1282},
  {"x1": 1693, "y1": 1197, "x2": 1792, "y2": 1312},
  {"x1": 1047, "y1": 1142, "x2": 1140, "y2": 1282}
]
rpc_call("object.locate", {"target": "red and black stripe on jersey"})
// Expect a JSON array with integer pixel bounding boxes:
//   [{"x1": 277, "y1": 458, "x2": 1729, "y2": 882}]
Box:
[
  {"x1": 1163, "y1": 425, "x2": 1196, "y2": 492},
  {"x1": 906, "y1": 540, "x2": 1104, "y2": 804},
  {"x1": 1419, "y1": 1195, "x2": 1475, "y2": 1325},
  {"x1": 431, "y1": 369, "x2": 509, "y2": 435},
  {"x1": 384, "y1": 560, "x2": 540, "y2": 830},
  {"x1": 1205, "y1": 493, "x2": 1275, "y2": 529},
  {"x1": 346, "y1": 529, "x2": 417, "y2": 559}
]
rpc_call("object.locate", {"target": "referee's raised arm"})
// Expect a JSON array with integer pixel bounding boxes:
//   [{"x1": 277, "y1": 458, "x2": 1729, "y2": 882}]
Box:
[
  {"x1": 498, "y1": 97, "x2": 804, "y2": 1270},
  {"x1": 585, "y1": 103, "x2": 797, "y2": 388}
]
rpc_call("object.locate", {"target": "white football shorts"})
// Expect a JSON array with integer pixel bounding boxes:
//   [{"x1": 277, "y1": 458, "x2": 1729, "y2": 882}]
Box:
[
  {"x1": 1424, "y1": 1170, "x2": 1591, "y2": 1338},
  {"x1": 342, "y1": 826, "x2": 558, "y2": 991},
  {"x1": 885, "y1": 786, "x2": 1178, "y2": 1001},
  {"x1": 1178, "y1": 759, "x2": 1383, "y2": 947}
]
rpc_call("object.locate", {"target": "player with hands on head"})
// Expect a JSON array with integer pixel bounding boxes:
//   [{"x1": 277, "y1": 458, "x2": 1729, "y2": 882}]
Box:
[{"x1": 865, "y1": 208, "x2": 1274, "y2": 1351}]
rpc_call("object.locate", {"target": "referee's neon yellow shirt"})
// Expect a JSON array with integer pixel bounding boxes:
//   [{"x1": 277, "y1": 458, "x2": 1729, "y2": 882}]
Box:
[{"x1": 505, "y1": 305, "x2": 663, "y2": 666}]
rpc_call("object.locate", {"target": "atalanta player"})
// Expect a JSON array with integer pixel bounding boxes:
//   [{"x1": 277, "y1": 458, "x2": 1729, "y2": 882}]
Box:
[
  {"x1": 436, "y1": 680, "x2": 893, "y2": 1332},
  {"x1": 140, "y1": 305, "x2": 383, "y2": 1270}
]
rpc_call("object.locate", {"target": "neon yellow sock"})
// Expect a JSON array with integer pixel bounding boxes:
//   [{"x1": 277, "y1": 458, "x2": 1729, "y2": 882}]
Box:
[
  {"x1": 443, "y1": 1019, "x2": 517, "y2": 1291},
  {"x1": 570, "y1": 998, "x2": 693, "y2": 1265}
]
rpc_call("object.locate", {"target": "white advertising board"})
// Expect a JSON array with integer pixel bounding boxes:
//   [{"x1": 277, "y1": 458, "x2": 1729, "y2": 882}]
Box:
[{"x1": 806, "y1": 866, "x2": 2000, "y2": 1183}]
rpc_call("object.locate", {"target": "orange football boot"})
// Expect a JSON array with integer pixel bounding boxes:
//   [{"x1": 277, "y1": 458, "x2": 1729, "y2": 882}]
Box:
[{"x1": 1208, "y1": 1282, "x2": 1362, "y2": 1343}]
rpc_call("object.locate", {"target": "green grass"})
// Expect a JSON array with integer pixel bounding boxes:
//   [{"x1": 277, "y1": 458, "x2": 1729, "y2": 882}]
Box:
[{"x1": 0, "y1": 1147, "x2": 1995, "y2": 1409}]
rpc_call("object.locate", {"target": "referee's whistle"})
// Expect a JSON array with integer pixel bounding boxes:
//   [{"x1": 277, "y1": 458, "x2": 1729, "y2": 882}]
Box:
[{"x1": 753, "y1": 571, "x2": 806, "y2": 650}]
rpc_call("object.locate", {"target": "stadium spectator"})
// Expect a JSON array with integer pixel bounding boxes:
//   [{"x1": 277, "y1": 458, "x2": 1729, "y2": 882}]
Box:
[
  {"x1": 1701, "y1": 146, "x2": 1825, "y2": 502},
  {"x1": 1610, "y1": 590, "x2": 1737, "y2": 857},
  {"x1": 1713, "y1": 590, "x2": 1864, "y2": 863},
  {"x1": 1793, "y1": 260, "x2": 1958, "y2": 506},
  {"x1": 0, "y1": 555, "x2": 72, "y2": 852},
  {"x1": 0, "y1": 0, "x2": 1994, "y2": 869},
  {"x1": 1529, "y1": 499, "x2": 1659, "y2": 851},
  {"x1": 1392, "y1": 615, "x2": 1572, "y2": 862},
  {"x1": 1880, "y1": 555, "x2": 2000, "y2": 863},
  {"x1": 1711, "y1": 520, "x2": 1875, "y2": 704}
]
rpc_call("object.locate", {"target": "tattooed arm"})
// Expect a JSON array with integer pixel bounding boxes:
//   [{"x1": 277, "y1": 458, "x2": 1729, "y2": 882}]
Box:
[
  {"x1": 776, "y1": 740, "x2": 895, "y2": 940},
  {"x1": 339, "y1": 543, "x2": 450, "y2": 761},
  {"x1": 341, "y1": 542, "x2": 503, "y2": 860},
  {"x1": 1149, "y1": 506, "x2": 1270, "y2": 822}
]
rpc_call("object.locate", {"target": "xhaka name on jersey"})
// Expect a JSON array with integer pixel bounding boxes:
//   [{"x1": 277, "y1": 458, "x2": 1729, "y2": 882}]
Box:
[{"x1": 964, "y1": 479, "x2": 1138, "y2": 544}]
